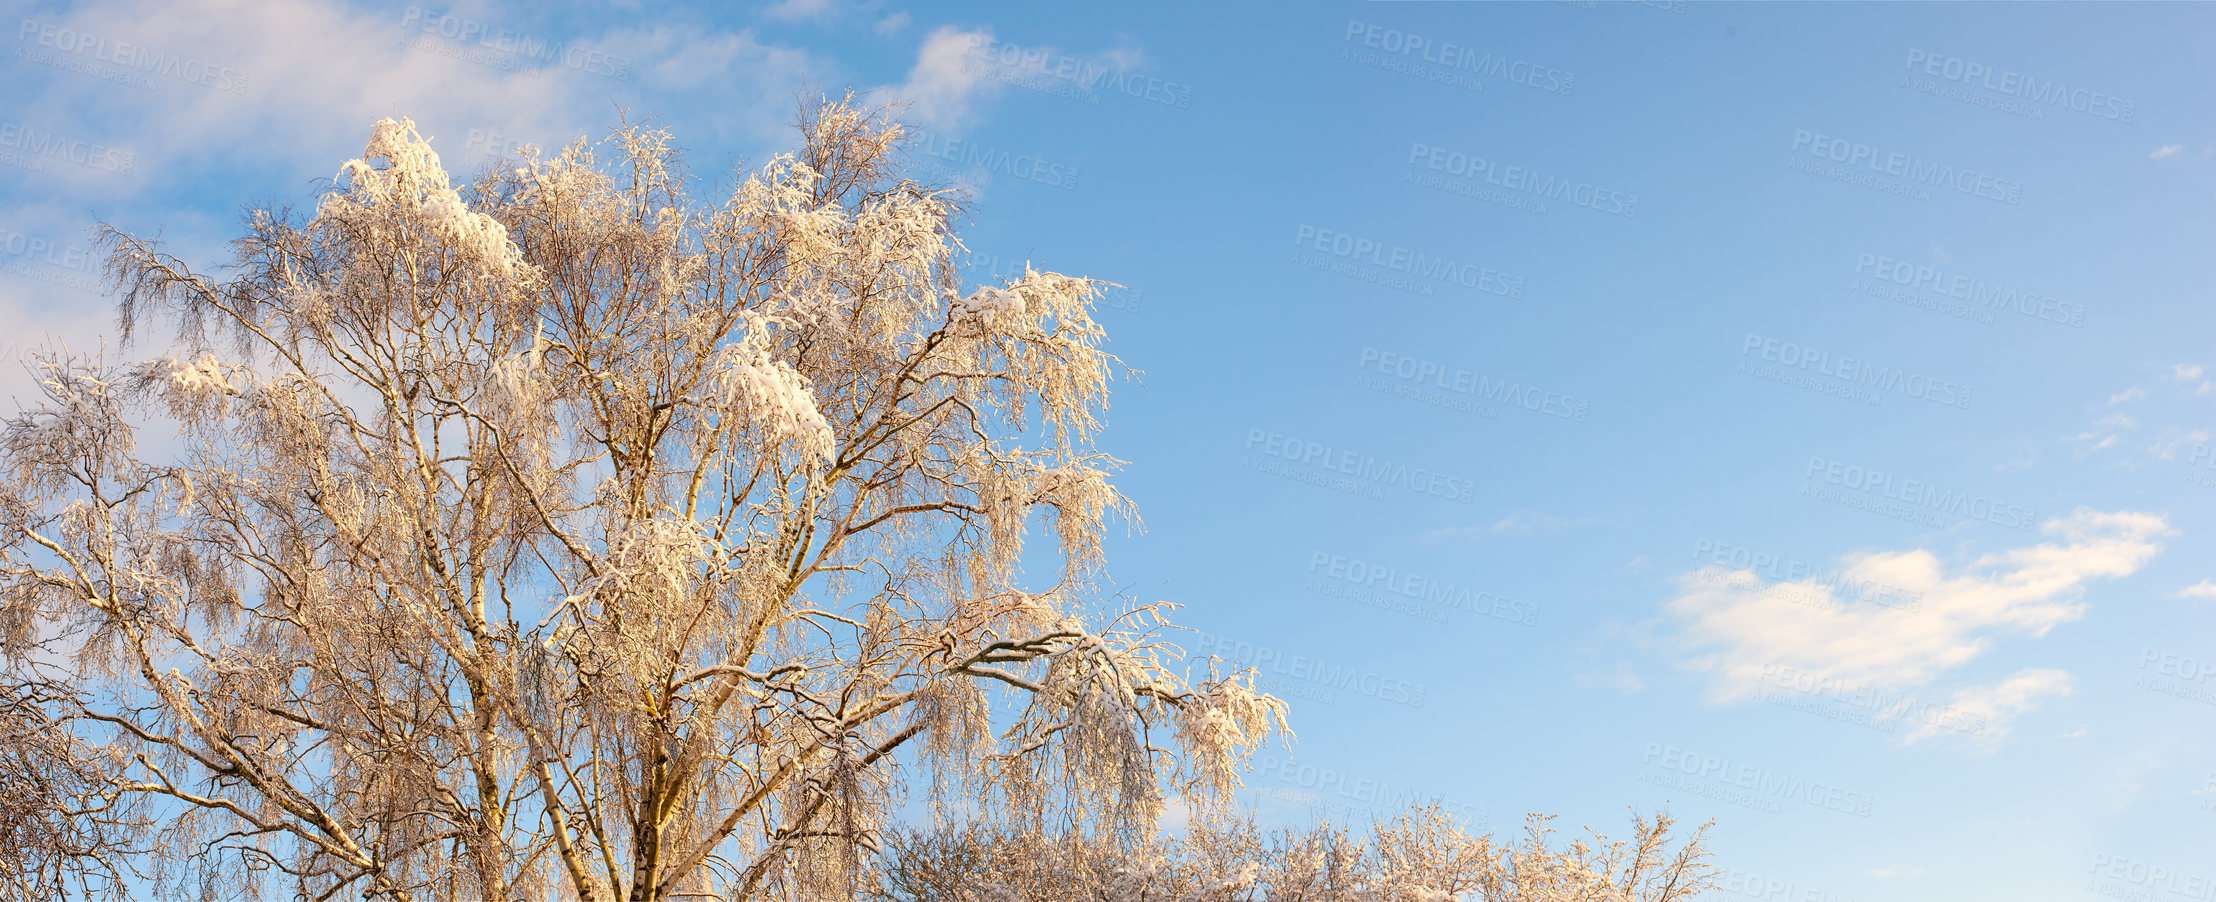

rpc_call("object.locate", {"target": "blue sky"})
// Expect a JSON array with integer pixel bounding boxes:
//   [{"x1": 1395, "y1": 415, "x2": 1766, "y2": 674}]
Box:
[{"x1": 6, "y1": 1, "x2": 2216, "y2": 898}]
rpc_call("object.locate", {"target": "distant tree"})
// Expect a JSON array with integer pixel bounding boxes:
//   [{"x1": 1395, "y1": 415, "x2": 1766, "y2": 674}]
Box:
[
  {"x1": 871, "y1": 807, "x2": 1716, "y2": 902},
  {"x1": 0, "y1": 95, "x2": 1289, "y2": 902}
]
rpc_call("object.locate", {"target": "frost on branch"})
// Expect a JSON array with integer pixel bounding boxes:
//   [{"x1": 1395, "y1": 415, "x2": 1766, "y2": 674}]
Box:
[
  {"x1": 702, "y1": 318, "x2": 835, "y2": 466},
  {"x1": 323, "y1": 116, "x2": 526, "y2": 282},
  {"x1": 1173, "y1": 668, "x2": 1292, "y2": 802},
  {"x1": 953, "y1": 285, "x2": 1025, "y2": 319},
  {"x1": 948, "y1": 265, "x2": 1115, "y2": 453},
  {"x1": 130, "y1": 354, "x2": 244, "y2": 424},
  {"x1": 1, "y1": 353, "x2": 136, "y2": 498}
]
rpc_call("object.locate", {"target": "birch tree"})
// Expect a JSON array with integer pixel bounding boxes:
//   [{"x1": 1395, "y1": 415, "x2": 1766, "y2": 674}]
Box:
[{"x1": 0, "y1": 96, "x2": 1289, "y2": 902}]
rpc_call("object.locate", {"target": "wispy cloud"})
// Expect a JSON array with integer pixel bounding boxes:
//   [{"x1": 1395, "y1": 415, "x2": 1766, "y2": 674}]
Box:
[
  {"x1": 2149, "y1": 428, "x2": 2212, "y2": 461},
  {"x1": 2151, "y1": 144, "x2": 2186, "y2": 159},
  {"x1": 1901, "y1": 668, "x2": 2071, "y2": 745},
  {"x1": 887, "y1": 27, "x2": 1157, "y2": 131},
  {"x1": 1574, "y1": 659, "x2": 1645, "y2": 693},
  {"x1": 7, "y1": 0, "x2": 832, "y2": 199},
  {"x1": 2071, "y1": 412, "x2": 2137, "y2": 452},
  {"x1": 891, "y1": 26, "x2": 998, "y2": 130},
  {"x1": 1665, "y1": 509, "x2": 2169, "y2": 746},
  {"x1": 761, "y1": 0, "x2": 839, "y2": 22},
  {"x1": 1420, "y1": 510, "x2": 1610, "y2": 543},
  {"x1": 0, "y1": 0, "x2": 835, "y2": 397}
]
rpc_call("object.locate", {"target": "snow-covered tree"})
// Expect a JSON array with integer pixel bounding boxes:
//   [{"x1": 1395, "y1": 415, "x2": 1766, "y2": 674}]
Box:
[
  {"x1": 0, "y1": 680, "x2": 143, "y2": 900},
  {"x1": 872, "y1": 807, "x2": 1716, "y2": 902},
  {"x1": 0, "y1": 96, "x2": 1723, "y2": 902},
  {"x1": 0, "y1": 96, "x2": 1290, "y2": 902}
]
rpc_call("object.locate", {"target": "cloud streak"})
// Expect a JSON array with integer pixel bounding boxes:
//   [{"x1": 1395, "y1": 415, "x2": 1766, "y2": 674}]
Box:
[{"x1": 1665, "y1": 509, "x2": 2167, "y2": 745}]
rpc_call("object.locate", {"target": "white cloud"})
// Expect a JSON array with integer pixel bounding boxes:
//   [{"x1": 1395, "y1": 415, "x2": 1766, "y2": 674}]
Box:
[
  {"x1": 1419, "y1": 510, "x2": 1608, "y2": 543},
  {"x1": 1574, "y1": 659, "x2": 1645, "y2": 693},
  {"x1": 2153, "y1": 364, "x2": 2213, "y2": 395},
  {"x1": 1994, "y1": 438, "x2": 2040, "y2": 473},
  {"x1": 1900, "y1": 668, "x2": 2071, "y2": 746},
  {"x1": 1, "y1": 0, "x2": 836, "y2": 394},
  {"x1": 2151, "y1": 144, "x2": 2186, "y2": 159},
  {"x1": 893, "y1": 26, "x2": 997, "y2": 129},
  {"x1": 2071, "y1": 413, "x2": 2136, "y2": 452},
  {"x1": 1487, "y1": 510, "x2": 1576, "y2": 534},
  {"x1": 762, "y1": 0, "x2": 839, "y2": 21},
  {"x1": 887, "y1": 27, "x2": 1156, "y2": 131},
  {"x1": 10, "y1": 0, "x2": 828, "y2": 204},
  {"x1": 1665, "y1": 509, "x2": 2169, "y2": 745},
  {"x1": 2149, "y1": 428, "x2": 2212, "y2": 461},
  {"x1": 2177, "y1": 579, "x2": 2216, "y2": 600},
  {"x1": 2109, "y1": 386, "x2": 2145, "y2": 404},
  {"x1": 874, "y1": 11, "x2": 912, "y2": 35}
]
